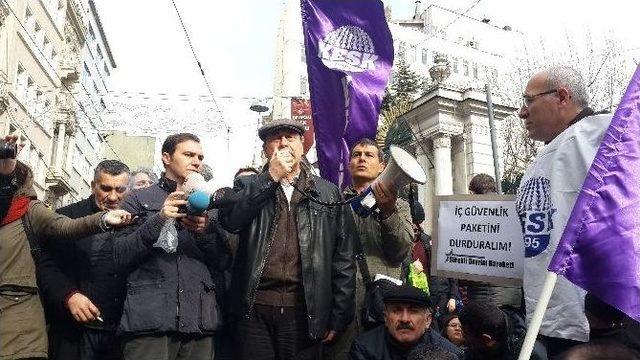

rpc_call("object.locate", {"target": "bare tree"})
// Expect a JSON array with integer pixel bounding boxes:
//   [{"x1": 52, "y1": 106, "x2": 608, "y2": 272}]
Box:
[{"x1": 488, "y1": 30, "x2": 633, "y2": 191}]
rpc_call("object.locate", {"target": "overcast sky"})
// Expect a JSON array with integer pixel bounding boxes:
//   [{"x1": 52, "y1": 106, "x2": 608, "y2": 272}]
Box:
[{"x1": 95, "y1": 0, "x2": 640, "y2": 185}]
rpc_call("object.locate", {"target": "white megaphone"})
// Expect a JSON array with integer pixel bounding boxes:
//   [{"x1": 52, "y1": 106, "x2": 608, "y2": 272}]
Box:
[{"x1": 351, "y1": 145, "x2": 427, "y2": 217}]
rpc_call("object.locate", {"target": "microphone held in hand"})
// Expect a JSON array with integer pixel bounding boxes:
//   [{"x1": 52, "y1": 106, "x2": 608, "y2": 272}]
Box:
[{"x1": 186, "y1": 191, "x2": 211, "y2": 215}]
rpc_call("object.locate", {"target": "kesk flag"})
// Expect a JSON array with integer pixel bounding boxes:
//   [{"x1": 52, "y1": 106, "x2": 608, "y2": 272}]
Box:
[
  {"x1": 548, "y1": 65, "x2": 640, "y2": 321},
  {"x1": 300, "y1": 0, "x2": 394, "y2": 187}
]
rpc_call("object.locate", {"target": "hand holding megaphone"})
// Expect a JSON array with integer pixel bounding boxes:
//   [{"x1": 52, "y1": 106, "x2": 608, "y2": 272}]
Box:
[
  {"x1": 352, "y1": 146, "x2": 426, "y2": 218},
  {"x1": 370, "y1": 180, "x2": 399, "y2": 219}
]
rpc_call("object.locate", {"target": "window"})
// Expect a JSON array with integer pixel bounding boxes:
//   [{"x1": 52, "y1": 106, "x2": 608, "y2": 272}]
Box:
[
  {"x1": 300, "y1": 45, "x2": 306, "y2": 63},
  {"x1": 55, "y1": 0, "x2": 65, "y2": 27},
  {"x1": 300, "y1": 75, "x2": 308, "y2": 95},
  {"x1": 103, "y1": 64, "x2": 111, "y2": 77},
  {"x1": 51, "y1": 49, "x2": 58, "y2": 67},
  {"x1": 25, "y1": 8, "x2": 35, "y2": 35},
  {"x1": 473, "y1": 63, "x2": 478, "y2": 79},
  {"x1": 406, "y1": 47, "x2": 416, "y2": 63},
  {"x1": 35, "y1": 90, "x2": 44, "y2": 115},
  {"x1": 88, "y1": 25, "x2": 96, "y2": 42},
  {"x1": 452, "y1": 57, "x2": 458, "y2": 73},
  {"x1": 398, "y1": 42, "x2": 406, "y2": 57},
  {"x1": 82, "y1": 63, "x2": 90, "y2": 85},
  {"x1": 463, "y1": 60, "x2": 469, "y2": 77},
  {"x1": 26, "y1": 77, "x2": 36, "y2": 108},
  {"x1": 96, "y1": 46, "x2": 104, "y2": 62},
  {"x1": 16, "y1": 65, "x2": 28, "y2": 101},
  {"x1": 421, "y1": 48, "x2": 429, "y2": 65},
  {"x1": 34, "y1": 22, "x2": 44, "y2": 48},
  {"x1": 43, "y1": 37, "x2": 52, "y2": 62}
]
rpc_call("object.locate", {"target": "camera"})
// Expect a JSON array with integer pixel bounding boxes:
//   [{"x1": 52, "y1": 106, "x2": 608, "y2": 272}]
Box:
[{"x1": 0, "y1": 140, "x2": 17, "y2": 159}]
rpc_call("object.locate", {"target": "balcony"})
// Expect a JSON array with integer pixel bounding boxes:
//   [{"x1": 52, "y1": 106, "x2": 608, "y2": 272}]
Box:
[
  {"x1": 59, "y1": 50, "x2": 81, "y2": 82},
  {"x1": 45, "y1": 167, "x2": 72, "y2": 196}
]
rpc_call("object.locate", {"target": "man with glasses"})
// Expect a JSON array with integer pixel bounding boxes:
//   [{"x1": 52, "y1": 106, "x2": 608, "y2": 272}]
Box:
[
  {"x1": 39, "y1": 160, "x2": 132, "y2": 360},
  {"x1": 516, "y1": 66, "x2": 612, "y2": 357}
]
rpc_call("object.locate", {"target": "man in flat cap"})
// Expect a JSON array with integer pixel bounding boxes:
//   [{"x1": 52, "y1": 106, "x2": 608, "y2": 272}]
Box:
[
  {"x1": 350, "y1": 285, "x2": 463, "y2": 360},
  {"x1": 220, "y1": 119, "x2": 357, "y2": 360}
]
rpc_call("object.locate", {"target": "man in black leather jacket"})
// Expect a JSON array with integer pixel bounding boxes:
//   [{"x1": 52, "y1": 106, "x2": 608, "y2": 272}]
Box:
[
  {"x1": 220, "y1": 119, "x2": 356, "y2": 360},
  {"x1": 113, "y1": 133, "x2": 230, "y2": 360}
]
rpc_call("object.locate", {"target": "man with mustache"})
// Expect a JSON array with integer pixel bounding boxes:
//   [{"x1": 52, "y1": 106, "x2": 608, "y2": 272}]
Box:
[
  {"x1": 350, "y1": 285, "x2": 463, "y2": 359},
  {"x1": 220, "y1": 119, "x2": 356, "y2": 360}
]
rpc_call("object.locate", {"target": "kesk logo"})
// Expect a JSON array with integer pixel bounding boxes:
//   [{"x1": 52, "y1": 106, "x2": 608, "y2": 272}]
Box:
[
  {"x1": 318, "y1": 25, "x2": 378, "y2": 73},
  {"x1": 516, "y1": 177, "x2": 556, "y2": 258}
]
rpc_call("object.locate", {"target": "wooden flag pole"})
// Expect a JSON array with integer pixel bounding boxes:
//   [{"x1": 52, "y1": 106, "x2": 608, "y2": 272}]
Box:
[{"x1": 518, "y1": 272, "x2": 558, "y2": 360}]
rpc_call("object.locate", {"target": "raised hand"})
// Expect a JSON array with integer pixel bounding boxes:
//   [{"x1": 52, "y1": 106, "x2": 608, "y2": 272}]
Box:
[
  {"x1": 103, "y1": 209, "x2": 136, "y2": 227},
  {"x1": 268, "y1": 149, "x2": 295, "y2": 182}
]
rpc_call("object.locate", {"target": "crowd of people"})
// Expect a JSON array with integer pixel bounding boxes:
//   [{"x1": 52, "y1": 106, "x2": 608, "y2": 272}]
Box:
[{"x1": 0, "y1": 66, "x2": 639, "y2": 360}]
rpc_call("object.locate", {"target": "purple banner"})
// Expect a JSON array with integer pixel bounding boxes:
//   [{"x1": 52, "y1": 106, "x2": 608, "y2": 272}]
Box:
[
  {"x1": 549, "y1": 65, "x2": 640, "y2": 321},
  {"x1": 301, "y1": 0, "x2": 394, "y2": 187}
]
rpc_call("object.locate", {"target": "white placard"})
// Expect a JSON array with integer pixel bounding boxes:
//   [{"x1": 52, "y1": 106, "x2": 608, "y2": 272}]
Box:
[{"x1": 432, "y1": 195, "x2": 524, "y2": 286}]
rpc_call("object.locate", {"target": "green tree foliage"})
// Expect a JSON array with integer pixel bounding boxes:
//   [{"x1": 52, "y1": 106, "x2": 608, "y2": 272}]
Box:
[{"x1": 378, "y1": 57, "x2": 425, "y2": 155}]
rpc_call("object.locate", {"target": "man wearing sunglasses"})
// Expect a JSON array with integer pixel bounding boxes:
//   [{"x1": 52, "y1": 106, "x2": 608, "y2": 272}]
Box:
[
  {"x1": 516, "y1": 66, "x2": 612, "y2": 358},
  {"x1": 38, "y1": 160, "x2": 132, "y2": 360}
]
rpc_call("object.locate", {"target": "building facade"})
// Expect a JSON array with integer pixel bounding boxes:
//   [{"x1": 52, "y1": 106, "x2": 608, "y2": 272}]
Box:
[{"x1": 0, "y1": 0, "x2": 115, "y2": 207}]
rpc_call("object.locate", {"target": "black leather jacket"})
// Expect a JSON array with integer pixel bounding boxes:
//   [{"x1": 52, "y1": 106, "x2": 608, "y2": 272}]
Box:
[
  {"x1": 114, "y1": 177, "x2": 230, "y2": 336},
  {"x1": 220, "y1": 171, "x2": 356, "y2": 339}
]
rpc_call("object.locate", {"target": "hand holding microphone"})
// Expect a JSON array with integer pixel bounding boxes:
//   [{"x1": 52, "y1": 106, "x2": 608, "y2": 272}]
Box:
[
  {"x1": 269, "y1": 149, "x2": 295, "y2": 183},
  {"x1": 180, "y1": 172, "x2": 216, "y2": 233}
]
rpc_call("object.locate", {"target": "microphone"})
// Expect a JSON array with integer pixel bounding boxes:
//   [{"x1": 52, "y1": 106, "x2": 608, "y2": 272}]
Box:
[
  {"x1": 182, "y1": 172, "x2": 215, "y2": 215},
  {"x1": 186, "y1": 190, "x2": 211, "y2": 215}
]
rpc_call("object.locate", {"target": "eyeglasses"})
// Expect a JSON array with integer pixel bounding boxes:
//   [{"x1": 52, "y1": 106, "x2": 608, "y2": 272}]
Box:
[{"x1": 521, "y1": 89, "x2": 558, "y2": 108}]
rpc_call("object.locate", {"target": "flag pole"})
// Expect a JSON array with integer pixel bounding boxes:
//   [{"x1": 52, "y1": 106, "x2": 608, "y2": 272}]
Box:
[{"x1": 518, "y1": 272, "x2": 558, "y2": 360}]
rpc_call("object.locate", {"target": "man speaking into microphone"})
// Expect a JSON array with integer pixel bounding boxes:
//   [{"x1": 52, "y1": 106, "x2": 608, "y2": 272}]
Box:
[
  {"x1": 220, "y1": 119, "x2": 356, "y2": 360},
  {"x1": 113, "y1": 133, "x2": 230, "y2": 360}
]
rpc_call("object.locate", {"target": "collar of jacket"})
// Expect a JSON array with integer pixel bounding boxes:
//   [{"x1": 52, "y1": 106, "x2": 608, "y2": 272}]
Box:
[
  {"x1": 344, "y1": 185, "x2": 360, "y2": 199},
  {"x1": 87, "y1": 194, "x2": 102, "y2": 214},
  {"x1": 544, "y1": 107, "x2": 595, "y2": 145},
  {"x1": 158, "y1": 175, "x2": 178, "y2": 193},
  {"x1": 262, "y1": 164, "x2": 319, "y2": 198},
  {"x1": 568, "y1": 107, "x2": 595, "y2": 127}
]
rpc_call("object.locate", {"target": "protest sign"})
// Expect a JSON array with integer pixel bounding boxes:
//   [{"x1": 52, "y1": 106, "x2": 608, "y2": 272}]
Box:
[{"x1": 432, "y1": 194, "x2": 524, "y2": 286}]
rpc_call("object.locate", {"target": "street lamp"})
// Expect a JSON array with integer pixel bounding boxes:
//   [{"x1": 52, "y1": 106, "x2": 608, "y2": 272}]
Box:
[{"x1": 249, "y1": 102, "x2": 269, "y2": 166}]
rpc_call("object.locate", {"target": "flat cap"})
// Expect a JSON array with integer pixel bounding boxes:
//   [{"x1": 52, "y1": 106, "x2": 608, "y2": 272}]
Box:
[
  {"x1": 258, "y1": 119, "x2": 305, "y2": 141},
  {"x1": 383, "y1": 285, "x2": 432, "y2": 308}
]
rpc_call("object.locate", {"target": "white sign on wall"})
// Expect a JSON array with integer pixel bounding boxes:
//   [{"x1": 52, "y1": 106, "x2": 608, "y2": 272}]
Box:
[{"x1": 432, "y1": 195, "x2": 524, "y2": 286}]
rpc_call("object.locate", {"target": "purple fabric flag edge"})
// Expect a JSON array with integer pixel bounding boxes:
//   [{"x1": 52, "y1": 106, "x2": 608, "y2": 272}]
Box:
[
  {"x1": 548, "y1": 65, "x2": 640, "y2": 321},
  {"x1": 300, "y1": 0, "x2": 394, "y2": 188}
]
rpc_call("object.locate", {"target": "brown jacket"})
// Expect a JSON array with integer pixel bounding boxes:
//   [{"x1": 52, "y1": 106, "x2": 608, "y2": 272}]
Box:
[{"x1": 0, "y1": 162, "x2": 106, "y2": 360}]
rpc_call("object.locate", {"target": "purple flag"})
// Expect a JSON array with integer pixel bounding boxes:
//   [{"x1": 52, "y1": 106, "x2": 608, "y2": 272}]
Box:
[
  {"x1": 301, "y1": 0, "x2": 394, "y2": 187},
  {"x1": 549, "y1": 65, "x2": 640, "y2": 321}
]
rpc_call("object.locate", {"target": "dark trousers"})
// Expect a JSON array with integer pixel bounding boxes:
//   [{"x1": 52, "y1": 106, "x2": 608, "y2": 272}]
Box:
[
  {"x1": 234, "y1": 303, "x2": 322, "y2": 360},
  {"x1": 81, "y1": 329, "x2": 122, "y2": 360},
  {"x1": 122, "y1": 334, "x2": 214, "y2": 360},
  {"x1": 536, "y1": 335, "x2": 585, "y2": 359},
  {"x1": 49, "y1": 326, "x2": 121, "y2": 360},
  {"x1": 48, "y1": 326, "x2": 81, "y2": 360}
]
